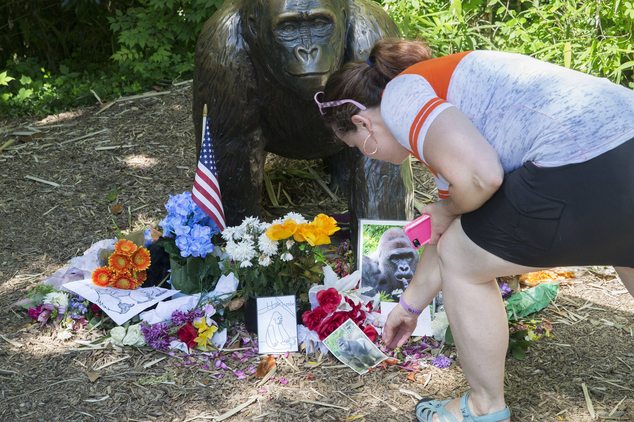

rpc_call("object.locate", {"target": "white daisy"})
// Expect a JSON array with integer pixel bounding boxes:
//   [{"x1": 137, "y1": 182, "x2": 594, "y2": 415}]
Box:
[
  {"x1": 284, "y1": 212, "x2": 307, "y2": 224},
  {"x1": 258, "y1": 232, "x2": 278, "y2": 256}
]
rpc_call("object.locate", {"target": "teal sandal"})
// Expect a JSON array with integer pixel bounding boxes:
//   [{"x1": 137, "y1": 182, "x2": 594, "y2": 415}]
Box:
[{"x1": 416, "y1": 391, "x2": 511, "y2": 422}]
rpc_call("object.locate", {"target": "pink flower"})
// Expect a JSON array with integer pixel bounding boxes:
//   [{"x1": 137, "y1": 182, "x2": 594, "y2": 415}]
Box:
[{"x1": 28, "y1": 305, "x2": 43, "y2": 320}]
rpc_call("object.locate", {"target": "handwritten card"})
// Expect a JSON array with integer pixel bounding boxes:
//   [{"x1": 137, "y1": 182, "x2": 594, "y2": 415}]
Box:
[{"x1": 257, "y1": 295, "x2": 298, "y2": 354}]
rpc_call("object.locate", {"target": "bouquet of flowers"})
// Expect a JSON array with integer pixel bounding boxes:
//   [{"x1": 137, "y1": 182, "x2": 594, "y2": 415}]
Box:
[
  {"x1": 157, "y1": 191, "x2": 223, "y2": 294},
  {"x1": 301, "y1": 287, "x2": 381, "y2": 342},
  {"x1": 140, "y1": 303, "x2": 224, "y2": 353},
  {"x1": 25, "y1": 285, "x2": 103, "y2": 338},
  {"x1": 222, "y1": 213, "x2": 340, "y2": 301},
  {"x1": 91, "y1": 239, "x2": 151, "y2": 289}
]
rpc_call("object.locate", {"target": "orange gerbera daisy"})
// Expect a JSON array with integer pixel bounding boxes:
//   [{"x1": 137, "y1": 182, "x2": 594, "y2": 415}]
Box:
[
  {"x1": 112, "y1": 274, "x2": 137, "y2": 290},
  {"x1": 134, "y1": 270, "x2": 147, "y2": 286},
  {"x1": 108, "y1": 253, "x2": 131, "y2": 273},
  {"x1": 114, "y1": 239, "x2": 138, "y2": 255},
  {"x1": 92, "y1": 267, "x2": 113, "y2": 287},
  {"x1": 130, "y1": 247, "x2": 151, "y2": 271}
]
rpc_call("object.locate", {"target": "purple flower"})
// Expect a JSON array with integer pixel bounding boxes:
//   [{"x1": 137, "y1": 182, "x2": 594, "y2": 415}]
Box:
[
  {"x1": 37, "y1": 304, "x2": 56, "y2": 325},
  {"x1": 234, "y1": 370, "x2": 247, "y2": 380},
  {"x1": 170, "y1": 308, "x2": 203, "y2": 326},
  {"x1": 431, "y1": 354, "x2": 452, "y2": 369},
  {"x1": 499, "y1": 282, "x2": 513, "y2": 299},
  {"x1": 140, "y1": 323, "x2": 171, "y2": 351},
  {"x1": 278, "y1": 377, "x2": 289, "y2": 385}
]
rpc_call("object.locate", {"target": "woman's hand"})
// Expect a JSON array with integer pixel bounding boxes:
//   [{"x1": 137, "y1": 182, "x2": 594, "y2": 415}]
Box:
[
  {"x1": 422, "y1": 201, "x2": 459, "y2": 245},
  {"x1": 382, "y1": 304, "x2": 419, "y2": 349}
]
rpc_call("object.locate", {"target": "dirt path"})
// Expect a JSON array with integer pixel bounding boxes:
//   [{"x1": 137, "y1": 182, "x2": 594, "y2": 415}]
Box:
[{"x1": 0, "y1": 85, "x2": 632, "y2": 421}]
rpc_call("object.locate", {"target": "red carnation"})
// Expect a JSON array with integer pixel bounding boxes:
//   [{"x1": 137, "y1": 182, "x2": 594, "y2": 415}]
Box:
[
  {"x1": 302, "y1": 306, "x2": 328, "y2": 331},
  {"x1": 316, "y1": 288, "x2": 342, "y2": 313},
  {"x1": 316, "y1": 312, "x2": 349, "y2": 340},
  {"x1": 177, "y1": 322, "x2": 198, "y2": 349},
  {"x1": 363, "y1": 325, "x2": 378, "y2": 342}
]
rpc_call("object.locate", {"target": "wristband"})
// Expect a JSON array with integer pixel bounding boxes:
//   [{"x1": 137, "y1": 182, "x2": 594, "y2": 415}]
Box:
[{"x1": 399, "y1": 296, "x2": 423, "y2": 316}]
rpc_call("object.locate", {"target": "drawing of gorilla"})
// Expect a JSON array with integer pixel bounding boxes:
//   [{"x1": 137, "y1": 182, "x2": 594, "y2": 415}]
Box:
[{"x1": 362, "y1": 228, "x2": 419, "y2": 297}]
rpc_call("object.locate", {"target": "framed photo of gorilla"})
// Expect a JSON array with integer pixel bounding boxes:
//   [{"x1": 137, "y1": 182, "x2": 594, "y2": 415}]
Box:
[{"x1": 358, "y1": 219, "x2": 422, "y2": 300}]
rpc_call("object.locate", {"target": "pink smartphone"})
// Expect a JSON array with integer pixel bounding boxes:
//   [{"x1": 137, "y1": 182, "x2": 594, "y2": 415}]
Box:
[{"x1": 403, "y1": 214, "x2": 432, "y2": 249}]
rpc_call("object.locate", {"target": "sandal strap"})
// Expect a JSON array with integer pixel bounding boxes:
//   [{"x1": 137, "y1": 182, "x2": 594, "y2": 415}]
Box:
[
  {"x1": 416, "y1": 398, "x2": 459, "y2": 422},
  {"x1": 460, "y1": 392, "x2": 511, "y2": 422}
]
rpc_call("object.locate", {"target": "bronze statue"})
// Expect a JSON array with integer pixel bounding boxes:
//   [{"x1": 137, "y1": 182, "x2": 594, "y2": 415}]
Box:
[{"x1": 193, "y1": 0, "x2": 413, "y2": 226}]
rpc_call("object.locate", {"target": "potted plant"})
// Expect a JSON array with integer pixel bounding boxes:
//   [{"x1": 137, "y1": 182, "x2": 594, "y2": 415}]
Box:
[
  {"x1": 222, "y1": 212, "x2": 340, "y2": 331},
  {"x1": 157, "y1": 192, "x2": 223, "y2": 294}
]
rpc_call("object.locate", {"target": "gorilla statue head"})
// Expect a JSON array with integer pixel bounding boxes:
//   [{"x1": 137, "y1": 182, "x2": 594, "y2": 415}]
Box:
[{"x1": 241, "y1": 0, "x2": 348, "y2": 99}]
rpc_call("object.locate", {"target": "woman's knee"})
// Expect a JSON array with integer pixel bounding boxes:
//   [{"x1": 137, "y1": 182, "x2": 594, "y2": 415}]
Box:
[{"x1": 436, "y1": 220, "x2": 486, "y2": 283}]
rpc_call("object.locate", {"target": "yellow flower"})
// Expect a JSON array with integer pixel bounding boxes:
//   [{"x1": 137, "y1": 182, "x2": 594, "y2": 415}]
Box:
[
  {"x1": 194, "y1": 318, "x2": 218, "y2": 350},
  {"x1": 311, "y1": 214, "x2": 340, "y2": 236},
  {"x1": 302, "y1": 228, "x2": 331, "y2": 246},
  {"x1": 293, "y1": 223, "x2": 311, "y2": 242},
  {"x1": 266, "y1": 219, "x2": 298, "y2": 241}
]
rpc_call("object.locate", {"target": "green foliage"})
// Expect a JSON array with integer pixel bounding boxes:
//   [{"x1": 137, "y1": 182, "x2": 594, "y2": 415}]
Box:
[
  {"x1": 1, "y1": 0, "x2": 222, "y2": 116},
  {"x1": 362, "y1": 224, "x2": 396, "y2": 255},
  {"x1": 381, "y1": 0, "x2": 634, "y2": 87},
  {"x1": 108, "y1": 0, "x2": 223, "y2": 84}
]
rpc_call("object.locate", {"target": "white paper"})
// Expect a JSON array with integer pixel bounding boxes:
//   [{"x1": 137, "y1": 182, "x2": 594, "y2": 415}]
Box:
[
  {"x1": 63, "y1": 279, "x2": 179, "y2": 325},
  {"x1": 256, "y1": 295, "x2": 298, "y2": 354},
  {"x1": 380, "y1": 301, "x2": 433, "y2": 337}
]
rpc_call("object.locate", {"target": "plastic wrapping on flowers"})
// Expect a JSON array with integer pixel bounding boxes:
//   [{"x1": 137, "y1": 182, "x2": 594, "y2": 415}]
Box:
[{"x1": 158, "y1": 192, "x2": 223, "y2": 294}]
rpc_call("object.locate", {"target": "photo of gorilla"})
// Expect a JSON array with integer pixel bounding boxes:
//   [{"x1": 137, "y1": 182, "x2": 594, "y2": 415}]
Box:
[{"x1": 360, "y1": 225, "x2": 419, "y2": 298}]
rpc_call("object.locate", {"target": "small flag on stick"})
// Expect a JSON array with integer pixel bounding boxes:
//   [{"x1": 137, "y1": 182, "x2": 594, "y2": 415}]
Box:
[{"x1": 192, "y1": 104, "x2": 226, "y2": 231}]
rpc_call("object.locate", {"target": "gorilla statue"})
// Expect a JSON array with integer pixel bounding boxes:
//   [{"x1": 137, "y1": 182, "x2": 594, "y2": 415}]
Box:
[
  {"x1": 362, "y1": 228, "x2": 419, "y2": 297},
  {"x1": 193, "y1": 0, "x2": 414, "y2": 226}
]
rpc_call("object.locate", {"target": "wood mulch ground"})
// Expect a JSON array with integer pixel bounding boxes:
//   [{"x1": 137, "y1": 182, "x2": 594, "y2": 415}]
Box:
[{"x1": 0, "y1": 84, "x2": 632, "y2": 422}]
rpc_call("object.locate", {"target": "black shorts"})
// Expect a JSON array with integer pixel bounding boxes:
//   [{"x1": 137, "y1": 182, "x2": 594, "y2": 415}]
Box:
[{"x1": 461, "y1": 138, "x2": 634, "y2": 268}]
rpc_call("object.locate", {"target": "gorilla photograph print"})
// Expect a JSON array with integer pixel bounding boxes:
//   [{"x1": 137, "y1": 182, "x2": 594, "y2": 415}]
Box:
[
  {"x1": 323, "y1": 319, "x2": 387, "y2": 375},
  {"x1": 358, "y1": 219, "x2": 421, "y2": 300}
]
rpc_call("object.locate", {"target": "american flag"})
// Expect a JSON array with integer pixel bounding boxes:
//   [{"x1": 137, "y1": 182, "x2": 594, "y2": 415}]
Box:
[{"x1": 192, "y1": 108, "x2": 226, "y2": 231}]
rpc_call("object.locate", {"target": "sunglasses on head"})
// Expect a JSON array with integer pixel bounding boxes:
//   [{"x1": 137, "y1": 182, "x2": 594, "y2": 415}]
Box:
[{"x1": 314, "y1": 91, "x2": 367, "y2": 116}]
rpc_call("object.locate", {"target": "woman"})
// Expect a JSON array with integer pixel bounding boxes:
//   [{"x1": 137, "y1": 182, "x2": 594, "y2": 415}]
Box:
[{"x1": 314, "y1": 39, "x2": 634, "y2": 422}]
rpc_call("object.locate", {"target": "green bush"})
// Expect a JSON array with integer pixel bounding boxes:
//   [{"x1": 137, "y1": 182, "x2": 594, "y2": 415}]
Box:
[
  {"x1": 1, "y1": 0, "x2": 222, "y2": 117},
  {"x1": 381, "y1": 0, "x2": 634, "y2": 87},
  {"x1": 108, "y1": 0, "x2": 223, "y2": 84}
]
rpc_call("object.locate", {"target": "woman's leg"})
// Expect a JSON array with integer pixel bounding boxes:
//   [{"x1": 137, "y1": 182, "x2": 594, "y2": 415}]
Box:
[
  {"x1": 614, "y1": 267, "x2": 634, "y2": 297},
  {"x1": 432, "y1": 218, "x2": 543, "y2": 421}
]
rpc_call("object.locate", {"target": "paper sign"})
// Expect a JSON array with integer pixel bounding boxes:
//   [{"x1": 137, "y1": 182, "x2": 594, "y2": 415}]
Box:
[
  {"x1": 323, "y1": 319, "x2": 387, "y2": 375},
  {"x1": 380, "y1": 301, "x2": 433, "y2": 337},
  {"x1": 257, "y1": 295, "x2": 298, "y2": 354},
  {"x1": 63, "y1": 279, "x2": 179, "y2": 325}
]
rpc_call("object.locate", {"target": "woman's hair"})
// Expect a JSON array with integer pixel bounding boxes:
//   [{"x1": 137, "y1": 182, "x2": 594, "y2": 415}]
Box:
[{"x1": 321, "y1": 39, "x2": 432, "y2": 133}]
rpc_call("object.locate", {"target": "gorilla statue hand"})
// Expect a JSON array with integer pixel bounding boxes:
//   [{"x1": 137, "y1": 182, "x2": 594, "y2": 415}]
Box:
[
  {"x1": 421, "y1": 200, "x2": 459, "y2": 245},
  {"x1": 382, "y1": 303, "x2": 419, "y2": 349}
]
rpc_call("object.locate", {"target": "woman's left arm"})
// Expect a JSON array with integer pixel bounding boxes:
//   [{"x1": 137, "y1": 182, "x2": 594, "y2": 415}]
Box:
[{"x1": 421, "y1": 107, "x2": 504, "y2": 242}]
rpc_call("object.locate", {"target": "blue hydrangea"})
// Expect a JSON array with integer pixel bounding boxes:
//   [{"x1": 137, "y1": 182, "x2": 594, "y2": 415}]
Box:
[
  {"x1": 68, "y1": 295, "x2": 88, "y2": 320},
  {"x1": 159, "y1": 192, "x2": 219, "y2": 258}
]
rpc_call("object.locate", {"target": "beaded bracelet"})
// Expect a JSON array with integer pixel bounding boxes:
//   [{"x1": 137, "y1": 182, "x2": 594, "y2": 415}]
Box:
[{"x1": 399, "y1": 296, "x2": 423, "y2": 316}]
